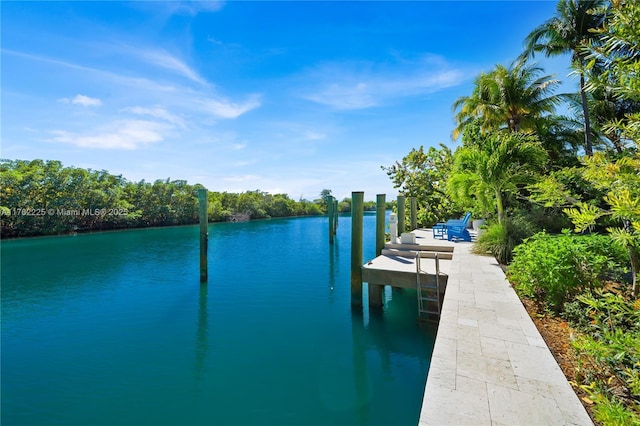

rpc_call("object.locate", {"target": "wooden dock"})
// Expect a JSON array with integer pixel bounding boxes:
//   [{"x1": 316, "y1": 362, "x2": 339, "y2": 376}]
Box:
[{"x1": 361, "y1": 229, "x2": 456, "y2": 318}]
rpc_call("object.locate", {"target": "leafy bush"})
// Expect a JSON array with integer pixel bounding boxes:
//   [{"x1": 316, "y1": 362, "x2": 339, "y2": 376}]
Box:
[
  {"x1": 507, "y1": 231, "x2": 625, "y2": 312},
  {"x1": 564, "y1": 291, "x2": 640, "y2": 335},
  {"x1": 564, "y1": 291, "x2": 640, "y2": 424},
  {"x1": 472, "y1": 216, "x2": 537, "y2": 264}
]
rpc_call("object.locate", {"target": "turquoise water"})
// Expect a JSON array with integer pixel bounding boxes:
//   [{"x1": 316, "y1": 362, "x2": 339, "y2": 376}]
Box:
[{"x1": 1, "y1": 214, "x2": 435, "y2": 426}]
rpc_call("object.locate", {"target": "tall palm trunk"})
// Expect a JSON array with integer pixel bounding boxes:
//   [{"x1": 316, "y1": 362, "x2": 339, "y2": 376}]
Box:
[
  {"x1": 495, "y1": 188, "x2": 504, "y2": 224},
  {"x1": 579, "y1": 58, "x2": 594, "y2": 156}
]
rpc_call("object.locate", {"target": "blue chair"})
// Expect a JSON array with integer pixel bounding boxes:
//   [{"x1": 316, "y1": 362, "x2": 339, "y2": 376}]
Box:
[
  {"x1": 433, "y1": 223, "x2": 448, "y2": 239},
  {"x1": 432, "y1": 212, "x2": 472, "y2": 241},
  {"x1": 446, "y1": 222, "x2": 472, "y2": 242}
]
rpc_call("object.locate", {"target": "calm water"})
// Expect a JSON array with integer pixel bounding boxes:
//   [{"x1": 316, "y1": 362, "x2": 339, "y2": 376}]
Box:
[{"x1": 1, "y1": 214, "x2": 436, "y2": 426}]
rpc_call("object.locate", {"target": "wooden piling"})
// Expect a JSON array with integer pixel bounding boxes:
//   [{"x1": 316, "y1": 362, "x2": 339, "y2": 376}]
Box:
[
  {"x1": 328, "y1": 195, "x2": 335, "y2": 244},
  {"x1": 376, "y1": 194, "x2": 386, "y2": 256},
  {"x1": 410, "y1": 197, "x2": 417, "y2": 231},
  {"x1": 369, "y1": 193, "x2": 386, "y2": 309},
  {"x1": 198, "y1": 188, "x2": 208, "y2": 282},
  {"x1": 351, "y1": 191, "x2": 364, "y2": 307},
  {"x1": 333, "y1": 199, "x2": 339, "y2": 234},
  {"x1": 397, "y1": 194, "x2": 406, "y2": 236}
]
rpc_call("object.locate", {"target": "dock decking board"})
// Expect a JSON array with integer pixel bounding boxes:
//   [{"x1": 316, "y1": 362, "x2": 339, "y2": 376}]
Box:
[{"x1": 360, "y1": 229, "x2": 454, "y2": 308}]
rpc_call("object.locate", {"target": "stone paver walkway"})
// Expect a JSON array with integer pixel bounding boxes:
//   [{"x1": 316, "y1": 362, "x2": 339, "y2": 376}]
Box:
[{"x1": 413, "y1": 229, "x2": 592, "y2": 426}]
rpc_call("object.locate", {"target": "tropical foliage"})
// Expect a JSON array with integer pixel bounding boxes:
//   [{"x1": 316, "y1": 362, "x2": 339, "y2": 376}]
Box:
[
  {"x1": 0, "y1": 159, "x2": 325, "y2": 238},
  {"x1": 382, "y1": 144, "x2": 458, "y2": 225},
  {"x1": 447, "y1": 131, "x2": 548, "y2": 224},
  {"x1": 522, "y1": 0, "x2": 608, "y2": 156},
  {"x1": 509, "y1": 231, "x2": 627, "y2": 312},
  {"x1": 563, "y1": 291, "x2": 640, "y2": 426},
  {"x1": 452, "y1": 59, "x2": 560, "y2": 138},
  {"x1": 386, "y1": 2, "x2": 639, "y2": 420}
]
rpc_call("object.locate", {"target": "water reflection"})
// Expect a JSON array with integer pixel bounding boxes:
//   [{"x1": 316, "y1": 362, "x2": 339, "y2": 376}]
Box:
[
  {"x1": 194, "y1": 284, "x2": 208, "y2": 379},
  {"x1": 367, "y1": 309, "x2": 392, "y2": 378},
  {"x1": 328, "y1": 239, "x2": 339, "y2": 302},
  {"x1": 351, "y1": 308, "x2": 370, "y2": 426},
  {"x1": 3, "y1": 215, "x2": 433, "y2": 426},
  {"x1": 349, "y1": 289, "x2": 437, "y2": 422}
]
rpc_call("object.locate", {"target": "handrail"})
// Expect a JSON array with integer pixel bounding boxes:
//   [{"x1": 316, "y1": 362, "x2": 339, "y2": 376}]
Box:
[{"x1": 415, "y1": 250, "x2": 441, "y2": 272}]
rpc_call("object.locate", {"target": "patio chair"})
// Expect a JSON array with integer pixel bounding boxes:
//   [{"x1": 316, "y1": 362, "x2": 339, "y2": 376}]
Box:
[
  {"x1": 432, "y1": 212, "x2": 471, "y2": 240},
  {"x1": 446, "y1": 222, "x2": 472, "y2": 242}
]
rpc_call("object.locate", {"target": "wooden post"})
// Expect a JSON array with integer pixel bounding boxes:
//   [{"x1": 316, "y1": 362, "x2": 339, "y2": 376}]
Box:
[
  {"x1": 376, "y1": 194, "x2": 385, "y2": 256},
  {"x1": 410, "y1": 197, "x2": 417, "y2": 231},
  {"x1": 397, "y1": 194, "x2": 406, "y2": 236},
  {"x1": 333, "y1": 199, "x2": 339, "y2": 234},
  {"x1": 370, "y1": 193, "x2": 384, "y2": 310},
  {"x1": 198, "y1": 188, "x2": 208, "y2": 282},
  {"x1": 328, "y1": 195, "x2": 335, "y2": 244},
  {"x1": 351, "y1": 191, "x2": 364, "y2": 307}
]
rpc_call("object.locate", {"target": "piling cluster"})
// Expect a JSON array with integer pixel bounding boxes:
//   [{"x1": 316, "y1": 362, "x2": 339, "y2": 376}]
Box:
[{"x1": 349, "y1": 192, "x2": 417, "y2": 307}]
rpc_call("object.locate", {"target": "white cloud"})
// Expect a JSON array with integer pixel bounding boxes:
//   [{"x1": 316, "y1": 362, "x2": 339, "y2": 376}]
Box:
[
  {"x1": 58, "y1": 94, "x2": 102, "y2": 107},
  {"x1": 73, "y1": 94, "x2": 102, "y2": 107},
  {"x1": 207, "y1": 35, "x2": 224, "y2": 46},
  {"x1": 49, "y1": 119, "x2": 169, "y2": 150},
  {"x1": 305, "y1": 81, "x2": 376, "y2": 109},
  {"x1": 223, "y1": 174, "x2": 261, "y2": 183},
  {"x1": 167, "y1": 1, "x2": 224, "y2": 16},
  {"x1": 7, "y1": 48, "x2": 261, "y2": 124},
  {"x1": 4, "y1": 49, "x2": 180, "y2": 94},
  {"x1": 233, "y1": 159, "x2": 258, "y2": 167},
  {"x1": 137, "y1": 48, "x2": 209, "y2": 86},
  {"x1": 301, "y1": 57, "x2": 465, "y2": 110},
  {"x1": 124, "y1": 106, "x2": 185, "y2": 127},
  {"x1": 200, "y1": 94, "x2": 261, "y2": 119},
  {"x1": 129, "y1": 1, "x2": 224, "y2": 19},
  {"x1": 304, "y1": 131, "x2": 326, "y2": 141}
]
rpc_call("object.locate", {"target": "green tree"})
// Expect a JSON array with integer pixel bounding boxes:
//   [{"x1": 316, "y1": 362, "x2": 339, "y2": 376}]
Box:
[
  {"x1": 522, "y1": 0, "x2": 607, "y2": 156},
  {"x1": 382, "y1": 144, "x2": 458, "y2": 225},
  {"x1": 585, "y1": 0, "x2": 640, "y2": 102},
  {"x1": 317, "y1": 189, "x2": 333, "y2": 213},
  {"x1": 558, "y1": 0, "x2": 640, "y2": 296},
  {"x1": 0, "y1": 159, "x2": 327, "y2": 238},
  {"x1": 563, "y1": 152, "x2": 640, "y2": 296},
  {"x1": 452, "y1": 59, "x2": 560, "y2": 138},
  {"x1": 448, "y1": 131, "x2": 548, "y2": 224},
  {"x1": 530, "y1": 115, "x2": 583, "y2": 167},
  {"x1": 584, "y1": 0, "x2": 640, "y2": 153}
]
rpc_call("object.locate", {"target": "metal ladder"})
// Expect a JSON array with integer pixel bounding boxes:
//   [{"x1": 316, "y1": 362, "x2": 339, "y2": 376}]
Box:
[{"x1": 416, "y1": 252, "x2": 442, "y2": 321}]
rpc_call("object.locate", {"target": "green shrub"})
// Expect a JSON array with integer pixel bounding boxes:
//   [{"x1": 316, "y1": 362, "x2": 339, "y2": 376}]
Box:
[
  {"x1": 472, "y1": 216, "x2": 537, "y2": 264},
  {"x1": 565, "y1": 291, "x2": 640, "y2": 423},
  {"x1": 507, "y1": 231, "x2": 623, "y2": 312},
  {"x1": 591, "y1": 396, "x2": 639, "y2": 426},
  {"x1": 563, "y1": 291, "x2": 640, "y2": 334},
  {"x1": 473, "y1": 222, "x2": 511, "y2": 264}
]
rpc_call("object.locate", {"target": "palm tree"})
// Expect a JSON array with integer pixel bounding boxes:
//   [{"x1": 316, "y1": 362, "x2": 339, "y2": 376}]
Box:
[
  {"x1": 531, "y1": 114, "x2": 583, "y2": 167},
  {"x1": 521, "y1": 0, "x2": 607, "y2": 156},
  {"x1": 447, "y1": 131, "x2": 548, "y2": 224},
  {"x1": 562, "y1": 88, "x2": 640, "y2": 154},
  {"x1": 452, "y1": 59, "x2": 560, "y2": 139}
]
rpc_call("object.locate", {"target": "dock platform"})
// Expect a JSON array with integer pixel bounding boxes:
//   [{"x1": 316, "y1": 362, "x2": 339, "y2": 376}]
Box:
[
  {"x1": 362, "y1": 231, "x2": 455, "y2": 287},
  {"x1": 361, "y1": 229, "x2": 455, "y2": 315},
  {"x1": 360, "y1": 228, "x2": 592, "y2": 424},
  {"x1": 412, "y1": 229, "x2": 592, "y2": 425}
]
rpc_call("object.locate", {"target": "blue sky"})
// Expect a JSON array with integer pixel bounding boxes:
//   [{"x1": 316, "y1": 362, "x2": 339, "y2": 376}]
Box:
[{"x1": 2, "y1": 1, "x2": 574, "y2": 201}]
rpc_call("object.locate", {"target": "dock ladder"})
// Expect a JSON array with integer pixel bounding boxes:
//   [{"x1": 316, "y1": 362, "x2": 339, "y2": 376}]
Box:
[{"x1": 416, "y1": 252, "x2": 444, "y2": 321}]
